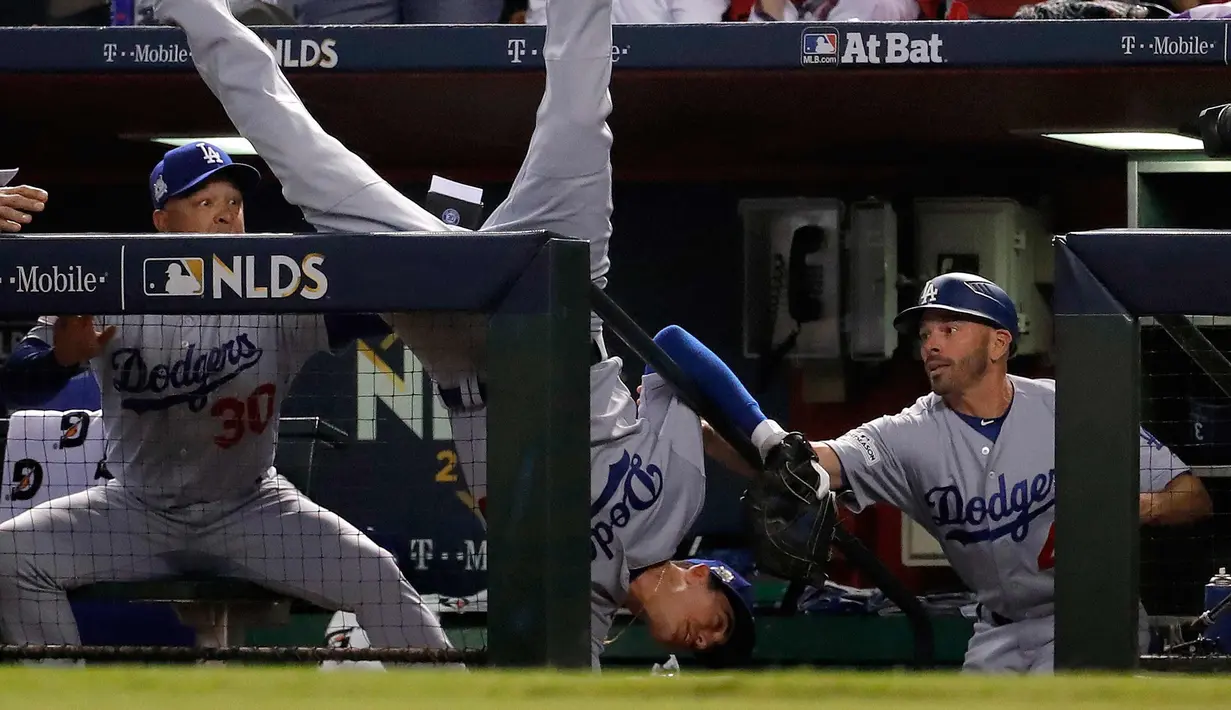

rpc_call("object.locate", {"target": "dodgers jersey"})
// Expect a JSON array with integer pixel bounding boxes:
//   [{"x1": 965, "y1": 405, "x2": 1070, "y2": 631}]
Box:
[
  {"x1": 588, "y1": 357, "x2": 706, "y2": 667},
  {"x1": 823, "y1": 376, "x2": 1188, "y2": 621},
  {"x1": 25, "y1": 315, "x2": 327, "y2": 508}
]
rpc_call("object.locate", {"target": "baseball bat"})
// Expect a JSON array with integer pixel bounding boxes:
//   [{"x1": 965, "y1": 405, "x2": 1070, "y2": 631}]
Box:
[
  {"x1": 589, "y1": 283, "x2": 936, "y2": 668},
  {"x1": 1189, "y1": 586, "x2": 1231, "y2": 632},
  {"x1": 588, "y1": 285, "x2": 760, "y2": 473}
]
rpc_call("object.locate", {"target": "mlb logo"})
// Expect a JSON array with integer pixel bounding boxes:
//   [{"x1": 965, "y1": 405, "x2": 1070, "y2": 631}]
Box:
[
  {"x1": 144, "y1": 257, "x2": 205, "y2": 297},
  {"x1": 802, "y1": 27, "x2": 839, "y2": 66}
]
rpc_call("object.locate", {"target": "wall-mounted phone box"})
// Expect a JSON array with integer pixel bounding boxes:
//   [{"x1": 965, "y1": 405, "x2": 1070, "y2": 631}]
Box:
[
  {"x1": 912, "y1": 198, "x2": 1053, "y2": 357},
  {"x1": 847, "y1": 200, "x2": 898, "y2": 362},
  {"x1": 740, "y1": 198, "x2": 843, "y2": 361}
]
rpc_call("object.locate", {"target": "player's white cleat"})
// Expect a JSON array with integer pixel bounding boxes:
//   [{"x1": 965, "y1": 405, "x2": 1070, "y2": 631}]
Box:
[{"x1": 320, "y1": 611, "x2": 386, "y2": 672}]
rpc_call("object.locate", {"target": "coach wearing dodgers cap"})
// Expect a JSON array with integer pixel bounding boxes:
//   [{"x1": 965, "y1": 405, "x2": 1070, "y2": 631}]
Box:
[{"x1": 148, "y1": 141, "x2": 261, "y2": 234}]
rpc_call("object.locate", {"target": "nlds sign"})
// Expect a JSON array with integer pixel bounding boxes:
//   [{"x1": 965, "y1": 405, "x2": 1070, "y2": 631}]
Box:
[
  {"x1": 143, "y1": 254, "x2": 328, "y2": 300},
  {"x1": 263, "y1": 38, "x2": 339, "y2": 69}
]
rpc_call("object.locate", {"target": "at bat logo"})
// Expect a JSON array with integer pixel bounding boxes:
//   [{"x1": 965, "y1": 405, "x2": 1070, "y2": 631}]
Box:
[
  {"x1": 590, "y1": 450, "x2": 664, "y2": 561},
  {"x1": 57, "y1": 411, "x2": 91, "y2": 450},
  {"x1": 7, "y1": 459, "x2": 42, "y2": 502},
  {"x1": 840, "y1": 32, "x2": 945, "y2": 65},
  {"x1": 924, "y1": 469, "x2": 1055, "y2": 546}
]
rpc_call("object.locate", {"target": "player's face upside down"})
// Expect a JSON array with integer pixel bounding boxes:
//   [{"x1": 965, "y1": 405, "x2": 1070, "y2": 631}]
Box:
[
  {"x1": 638, "y1": 564, "x2": 734, "y2": 653},
  {"x1": 917, "y1": 312, "x2": 1008, "y2": 397},
  {"x1": 153, "y1": 176, "x2": 247, "y2": 235}
]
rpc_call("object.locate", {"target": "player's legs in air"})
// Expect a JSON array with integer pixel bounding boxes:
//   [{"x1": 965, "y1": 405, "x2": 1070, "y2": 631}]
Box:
[
  {"x1": 157, "y1": 0, "x2": 598, "y2": 506},
  {"x1": 154, "y1": 0, "x2": 455, "y2": 238},
  {"x1": 390, "y1": 0, "x2": 617, "y2": 512},
  {"x1": 0, "y1": 483, "x2": 181, "y2": 645},
  {"x1": 154, "y1": 0, "x2": 480, "y2": 386}
]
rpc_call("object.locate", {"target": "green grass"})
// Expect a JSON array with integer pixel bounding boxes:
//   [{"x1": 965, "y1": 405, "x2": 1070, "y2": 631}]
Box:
[{"x1": 5, "y1": 667, "x2": 1231, "y2": 709}]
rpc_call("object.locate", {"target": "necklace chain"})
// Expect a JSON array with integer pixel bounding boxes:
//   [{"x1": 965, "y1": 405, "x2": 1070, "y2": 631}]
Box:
[{"x1": 604, "y1": 563, "x2": 668, "y2": 647}]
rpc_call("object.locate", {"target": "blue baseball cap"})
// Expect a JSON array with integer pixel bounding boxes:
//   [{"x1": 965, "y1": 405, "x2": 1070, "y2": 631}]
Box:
[
  {"x1": 684, "y1": 558, "x2": 756, "y2": 667},
  {"x1": 149, "y1": 141, "x2": 261, "y2": 210}
]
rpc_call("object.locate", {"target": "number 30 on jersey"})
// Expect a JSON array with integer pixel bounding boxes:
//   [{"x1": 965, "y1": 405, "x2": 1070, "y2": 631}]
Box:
[{"x1": 212, "y1": 383, "x2": 277, "y2": 449}]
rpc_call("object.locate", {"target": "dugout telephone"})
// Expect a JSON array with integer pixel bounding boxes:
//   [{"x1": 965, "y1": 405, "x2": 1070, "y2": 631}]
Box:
[{"x1": 785, "y1": 224, "x2": 826, "y2": 326}]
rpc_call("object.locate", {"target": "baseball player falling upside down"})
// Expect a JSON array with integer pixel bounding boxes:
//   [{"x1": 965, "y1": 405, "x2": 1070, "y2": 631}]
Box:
[
  {"x1": 150, "y1": 0, "x2": 818, "y2": 668},
  {"x1": 713, "y1": 271, "x2": 1211, "y2": 673}
]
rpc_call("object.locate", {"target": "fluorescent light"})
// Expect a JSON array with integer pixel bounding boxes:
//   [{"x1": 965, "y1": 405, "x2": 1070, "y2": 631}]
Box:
[
  {"x1": 150, "y1": 137, "x2": 258, "y2": 156},
  {"x1": 1041, "y1": 132, "x2": 1204, "y2": 152}
]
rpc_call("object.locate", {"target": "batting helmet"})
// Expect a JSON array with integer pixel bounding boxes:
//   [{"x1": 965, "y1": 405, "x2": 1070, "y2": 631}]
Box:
[{"x1": 892, "y1": 272, "x2": 1020, "y2": 355}]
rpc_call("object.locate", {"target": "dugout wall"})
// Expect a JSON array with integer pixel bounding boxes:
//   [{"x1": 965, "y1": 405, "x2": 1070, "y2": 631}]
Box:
[{"x1": 1054, "y1": 230, "x2": 1231, "y2": 670}]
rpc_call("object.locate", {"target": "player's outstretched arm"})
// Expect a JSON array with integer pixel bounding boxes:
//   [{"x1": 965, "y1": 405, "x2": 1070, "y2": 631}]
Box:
[
  {"x1": 652, "y1": 325, "x2": 837, "y2": 496},
  {"x1": 155, "y1": 0, "x2": 451, "y2": 235},
  {"x1": 652, "y1": 325, "x2": 772, "y2": 443}
]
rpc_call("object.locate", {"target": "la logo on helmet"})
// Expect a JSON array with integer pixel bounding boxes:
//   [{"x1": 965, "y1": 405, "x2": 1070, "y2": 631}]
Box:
[{"x1": 919, "y1": 281, "x2": 939, "y2": 305}]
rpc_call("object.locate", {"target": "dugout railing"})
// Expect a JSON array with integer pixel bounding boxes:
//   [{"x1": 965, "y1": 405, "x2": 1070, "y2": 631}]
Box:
[
  {"x1": 0, "y1": 230, "x2": 591, "y2": 669},
  {"x1": 1054, "y1": 229, "x2": 1231, "y2": 671}
]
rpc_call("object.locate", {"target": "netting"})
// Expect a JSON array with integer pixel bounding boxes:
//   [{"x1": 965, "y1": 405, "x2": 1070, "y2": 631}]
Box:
[
  {"x1": 1137, "y1": 316, "x2": 1231, "y2": 668},
  {"x1": 0, "y1": 231, "x2": 589, "y2": 668}
]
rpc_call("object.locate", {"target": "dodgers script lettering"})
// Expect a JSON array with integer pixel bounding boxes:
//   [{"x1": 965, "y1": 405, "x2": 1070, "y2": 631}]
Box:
[
  {"x1": 113, "y1": 334, "x2": 263, "y2": 414},
  {"x1": 925, "y1": 469, "x2": 1055, "y2": 544},
  {"x1": 590, "y1": 450, "x2": 664, "y2": 561}
]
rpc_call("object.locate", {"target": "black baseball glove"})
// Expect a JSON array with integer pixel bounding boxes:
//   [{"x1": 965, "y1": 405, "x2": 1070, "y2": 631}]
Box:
[
  {"x1": 744, "y1": 433, "x2": 840, "y2": 586},
  {"x1": 761, "y1": 431, "x2": 829, "y2": 506}
]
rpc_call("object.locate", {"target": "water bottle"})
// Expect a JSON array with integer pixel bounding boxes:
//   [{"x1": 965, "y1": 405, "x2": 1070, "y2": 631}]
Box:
[{"x1": 1204, "y1": 567, "x2": 1231, "y2": 653}]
